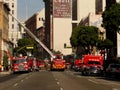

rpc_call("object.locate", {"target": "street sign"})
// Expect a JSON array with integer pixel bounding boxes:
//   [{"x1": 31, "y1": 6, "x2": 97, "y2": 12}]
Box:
[{"x1": 26, "y1": 46, "x2": 34, "y2": 49}]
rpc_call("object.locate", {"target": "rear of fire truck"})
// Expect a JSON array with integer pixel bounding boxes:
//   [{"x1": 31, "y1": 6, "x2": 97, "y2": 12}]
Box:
[{"x1": 50, "y1": 54, "x2": 66, "y2": 71}]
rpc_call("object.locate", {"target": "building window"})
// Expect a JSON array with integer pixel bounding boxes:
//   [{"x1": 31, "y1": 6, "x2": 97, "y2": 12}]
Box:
[
  {"x1": 95, "y1": 0, "x2": 103, "y2": 14},
  {"x1": 12, "y1": 10, "x2": 14, "y2": 14},
  {"x1": 12, "y1": 17, "x2": 14, "y2": 22},
  {"x1": 12, "y1": 24, "x2": 14, "y2": 29},
  {"x1": 39, "y1": 18, "x2": 44, "y2": 21},
  {"x1": 39, "y1": 18, "x2": 41, "y2": 21},
  {"x1": 12, "y1": 3, "x2": 14, "y2": 8},
  {"x1": 72, "y1": 0, "x2": 77, "y2": 20}
]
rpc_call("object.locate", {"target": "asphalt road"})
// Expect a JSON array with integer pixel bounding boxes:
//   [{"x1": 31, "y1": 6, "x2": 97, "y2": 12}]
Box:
[{"x1": 0, "y1": 70, "x2": 120, "y2": 90}]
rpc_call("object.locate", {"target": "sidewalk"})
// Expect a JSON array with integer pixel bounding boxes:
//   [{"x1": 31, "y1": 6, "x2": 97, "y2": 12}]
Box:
[{"x1": 0, "y1": 71, "x2": 12, "y2": 77}]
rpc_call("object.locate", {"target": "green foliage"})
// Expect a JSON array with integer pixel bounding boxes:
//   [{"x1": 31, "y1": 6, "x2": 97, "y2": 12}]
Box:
[
  {"x1": 14, "y1": 38, "x2": 35, "y2": 56},
  {"x1": 3, "y1": 55, "x2": 9, "y2": 71},
  {"x1": 17, "y1": 38, "x2": 34, "y2": 47},
  {"x1": 70, "y1": 26, "x2": 99, "y2": 48},
  {"x1": 102, "y1": 3, "x2": 120, "y2": 32},
  {"x1": 97, "y1": 39, "x2": 113, "y2": 49}
]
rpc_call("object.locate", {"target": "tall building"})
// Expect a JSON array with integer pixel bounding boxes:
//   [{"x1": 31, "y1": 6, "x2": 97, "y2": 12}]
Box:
[
  {"x1": 0, "y1": 1, "x2": 10, "y2": 71},
  {"x1": 43, "y1": 0, "x2": 106, "y2": 55},
  {"x1": 25, "y1": 8, "x2": 45, "y2": 37},
  {"x1": 72, "y1": 0, "x2": 105, "y2": 22},
  {"x1": 25, "y1": 8, "x2": 45, "y2": 57},
  {"x1": 44, "y1": 0, "x2": 72, "y2": 55},
  {"x1": 1, "y1": 0, "x2": 18, "y2": 47}
]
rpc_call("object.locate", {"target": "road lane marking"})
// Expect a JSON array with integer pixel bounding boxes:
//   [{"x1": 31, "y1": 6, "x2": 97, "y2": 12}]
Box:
[
  {"x1": 76, "y1": 76, "x2": 82, "y2": 78},
  {"x1": 60, "y1": 87, "x2": 64, "y2": 90},
  {"x1": 21, "y1": 79, "x2": 24, "y2": 82},
  {"x1": 57, "y1": 82, "x2": 60, "y2": 85},
  {"x1": 88, "y1": 79, "x2": 98, "y2": 84},
  {"x1": 55, "y1": 78, "x2": 58, "y2": 81},
  {"x1": 112, "y1": 88, "x2": 119, "y2": 90},
  {"x1": 25, "y1": 77, "x2": 29, "y2": 79},
  {"x1": 14, "y1": 83, "x2": 18, "y2": 86}
]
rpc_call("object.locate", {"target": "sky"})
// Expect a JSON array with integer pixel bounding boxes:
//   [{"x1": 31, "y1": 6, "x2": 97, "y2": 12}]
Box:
[{"x1": 18, "y1": 0, "x2": 45, "y2": 21}]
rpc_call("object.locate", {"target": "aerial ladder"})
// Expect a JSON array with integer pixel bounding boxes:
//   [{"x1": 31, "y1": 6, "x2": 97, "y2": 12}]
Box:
[{"x1": 9, "y1": 13, "x2": 54, "y2": 59}]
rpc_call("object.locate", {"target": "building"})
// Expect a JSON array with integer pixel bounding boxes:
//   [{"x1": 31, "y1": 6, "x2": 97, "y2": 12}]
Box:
[
  {"x1": 72, "y1": 0, "x2": 105, "y2": 24},
  {"x1": 36, "y1": 26, "x2": 45, "y2": 59},
  {"x1": 0, "y1": 1, "x2": 10, "y2": 71},
  {"x1": 25, "y1": 8, "x2": 45, "y2": 57},
  {"x1": 25, "y1": 8, "x2": 45, "y2": 36},
  {"x1": 44, "y1": 0, "x2": 73, "y2": 55},
  {"x1": 43, "y1": 0, "x2": 106, "y2": 56},
  {"x1": 1, "y1": 0, "x2": 19, "y2": 47},
  {"x1": 79, "y1": 13, "x2": 106, "y2": 55}
]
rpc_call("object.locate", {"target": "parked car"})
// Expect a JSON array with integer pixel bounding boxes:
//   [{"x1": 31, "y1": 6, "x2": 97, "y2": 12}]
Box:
[{"x1": 106, "y1": 63, "x2": 120, "y2": 78}]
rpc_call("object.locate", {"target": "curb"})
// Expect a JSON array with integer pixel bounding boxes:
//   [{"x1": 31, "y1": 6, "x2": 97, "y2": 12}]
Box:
[{"x1": 0, "y1": 71, "x2": 12, "y2": 77}]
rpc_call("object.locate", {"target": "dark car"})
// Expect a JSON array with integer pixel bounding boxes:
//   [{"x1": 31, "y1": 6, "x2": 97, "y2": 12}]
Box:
[{"x1": 106, "y1": 63, "x2": 120, "y2": 78}]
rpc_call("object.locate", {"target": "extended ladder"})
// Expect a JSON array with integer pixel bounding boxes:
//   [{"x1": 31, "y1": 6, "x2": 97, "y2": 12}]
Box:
[{"x1": 9, "y1": 13, "x2": 54, "y2": 58}]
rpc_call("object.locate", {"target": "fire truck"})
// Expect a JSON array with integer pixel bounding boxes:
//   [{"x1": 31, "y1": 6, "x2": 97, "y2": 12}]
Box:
[
  {"x1": 12, "y1": 55, "x2": 31, "y2": 73},
  {"x1": 74, "y1": 59, "x2": 82, "y2": 71},
  {"x1": 9, "y1": 12, "x2": 55, "y2": 70},
  {"x1": 81, "y1": 55, "x2": 104, "y2": 76},
  {"x1": 27, "y1": 56, "x2": 40, "y2": 71},
  {"x1": 50, "y1": 54, "x2": 66, "y2": 71}
]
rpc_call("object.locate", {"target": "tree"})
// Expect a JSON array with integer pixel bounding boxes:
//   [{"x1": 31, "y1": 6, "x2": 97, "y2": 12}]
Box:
[
  {"x1": 97, "y1": 39, "x2": 113, "y2": 50},
  {"x1": 102, "y1": 3, "x2": 120, "y2": 58},
  {"x1": 3, "y1": 55, "x2": 9, "y2": 71},
  {"x1": 70, "y1": 26, "x2": 99, "y2": 54},
  {"x1": 13, "y1": 38, "x2": 35, "y2": 56},
  {"x1": 102, "y1": 3, "x2": 120, "y2": 33},
  {"x1": 17, "y1": 38, "x2": 34, "y2": 47}
]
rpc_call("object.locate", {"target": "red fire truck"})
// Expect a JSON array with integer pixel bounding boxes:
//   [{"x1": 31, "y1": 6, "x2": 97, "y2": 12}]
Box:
[
  {"x1": 50, "y1": 54, "x2": 66, "y2": 71},
  {"x1": 12, "y1": 56, "x2": 31, "y2": 73},
  {"x1": 27, "y1": 56, "x2": 40, "y2": 71},
  {"x1": 12, "y1": 55, "x2": 41, "y2": 73},
  {"x1": 81, "y1": 55, "x2": 104, "y2": 76},
  {"x1": 74, "y1": 59, "x2": 82, "y2": 71}
]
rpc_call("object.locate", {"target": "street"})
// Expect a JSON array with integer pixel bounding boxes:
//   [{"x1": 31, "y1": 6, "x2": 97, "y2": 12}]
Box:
[{"x1": 0, "y1": 70, "x2": 120, "y2": 90}]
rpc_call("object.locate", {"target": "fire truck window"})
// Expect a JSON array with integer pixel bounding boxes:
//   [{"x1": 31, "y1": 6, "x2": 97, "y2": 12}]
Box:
[
  {"x1": 88, "y1": 61, "x2": 100, "y2": 65},
  {"x1": 19, "y1": 59, "x2": 26, "y2": 63}
]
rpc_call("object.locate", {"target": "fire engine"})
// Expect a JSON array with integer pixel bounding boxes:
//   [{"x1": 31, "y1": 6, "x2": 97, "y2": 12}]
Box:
[
  {"x1": 81, "y1": 55, "x2": 104, "y2": 76},
  {"x1": 12, "y1": 55, "x2": 30, "y2": 73},
  {"x1": 74, "y1": 59, "x2": 82, "y2": 71},
  {"x1": 27, "y1": 56, "x2": 40, "y2": 71},
  {"x1": 50, "y1": 54, "x2": 66, "y2": 71}
]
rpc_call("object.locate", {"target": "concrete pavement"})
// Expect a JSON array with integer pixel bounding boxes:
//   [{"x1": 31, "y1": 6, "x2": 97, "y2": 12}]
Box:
[{"x1": 0, "y1": 71, "x2": 12, "y2": 77}]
